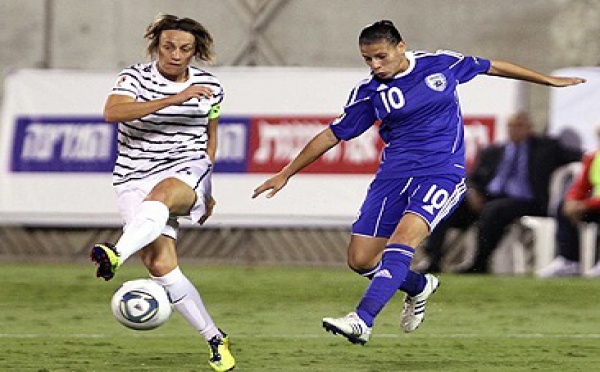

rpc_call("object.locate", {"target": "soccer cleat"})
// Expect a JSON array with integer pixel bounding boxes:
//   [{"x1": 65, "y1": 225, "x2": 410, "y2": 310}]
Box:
[
  {"x1": 322, "y1": 311, "x2": 372, "y2": 345},
  {"x1": 537, "y1": 256, "x2": 580, "y2": 278},
  {"x1": 401, "y1": 273, "x2": 439, "y2": 333},
  {"x1": 583, "y1": 262, "x2": 600, "y2": 278},
  {"x1": 90, "y1": 243, "x2": 120, "y2": 281},
  {"x1": 218, "y1": 328, "x2": 232, "y2": 354},
  {"x1": 208, "y1": 333, "x2": 236, "y2": 372}
]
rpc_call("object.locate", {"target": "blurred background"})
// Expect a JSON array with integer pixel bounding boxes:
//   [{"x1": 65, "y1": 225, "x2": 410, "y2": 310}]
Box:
[
  {"x1": 0, "y1": 0, "x2": 599, "y2": 270},
  {"x1": 2, "y1": 0, "x2": 600, "y2": 123}
]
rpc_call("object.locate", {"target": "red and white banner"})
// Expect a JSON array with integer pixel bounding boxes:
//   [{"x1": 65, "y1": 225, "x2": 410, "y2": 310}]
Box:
[{"x1": 248, "y1": 116, "x2": 381, "y2": 174}]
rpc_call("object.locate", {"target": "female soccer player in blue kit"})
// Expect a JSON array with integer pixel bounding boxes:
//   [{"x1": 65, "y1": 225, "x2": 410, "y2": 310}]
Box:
[{"x1": 252, "y1": 20, "x2": 586, "y2": 344}]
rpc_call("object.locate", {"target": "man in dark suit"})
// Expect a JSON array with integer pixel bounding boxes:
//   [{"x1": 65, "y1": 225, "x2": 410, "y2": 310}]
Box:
[{"x1": 419, "y1": 112, "x2": 582, "y2": 274}]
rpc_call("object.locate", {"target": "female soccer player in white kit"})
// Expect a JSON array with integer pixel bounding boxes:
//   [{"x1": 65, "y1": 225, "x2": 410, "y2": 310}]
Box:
[
  {"x1": 253, "y1": 20, "x2": 586, "y2": 345},
  {"x1": 90, "y1": 14, "x2": 235, "y2": 371}
]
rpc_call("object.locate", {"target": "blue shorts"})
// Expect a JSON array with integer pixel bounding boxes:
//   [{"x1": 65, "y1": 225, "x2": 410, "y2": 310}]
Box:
[{"x1": 352, "y1": 175, "x2": 467, "y2": 238}]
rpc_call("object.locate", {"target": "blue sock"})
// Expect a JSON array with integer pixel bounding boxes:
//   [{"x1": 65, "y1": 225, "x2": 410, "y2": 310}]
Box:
[
  {"x1": 356, "y1": 244, "x2": 414, "y2": 327},
  {"x1": 353, "y1": 262, "x2": 424, "y2": 296},
  {"x1": 400, "y1": 270, "x2": 426, "y2": 297}
]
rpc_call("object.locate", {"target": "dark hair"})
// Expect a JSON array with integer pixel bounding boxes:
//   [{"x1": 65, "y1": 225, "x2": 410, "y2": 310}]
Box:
[
  {"x1": 359, "y1": 20, "x2": 403, "y2": 45},
  {"x1": 144, "y1": 14, "x2": 214, "y2": 62}
]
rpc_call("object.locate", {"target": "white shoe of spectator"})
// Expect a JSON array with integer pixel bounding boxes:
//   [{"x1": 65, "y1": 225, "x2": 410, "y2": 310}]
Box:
[
  {"x1": 412, "y1": 257, "x2": 431, "y2": 272},
  {"x1": 536, "y1": 256, "x2": 580, "y2": 278},
  {"x1": 583, "y1": 262, "x2": 600, "y2": 278}
]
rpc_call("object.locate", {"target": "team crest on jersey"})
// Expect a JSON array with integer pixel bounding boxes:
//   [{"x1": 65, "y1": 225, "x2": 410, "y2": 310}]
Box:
[
  {"x1": 117, "y1": 76, "x2": 127, "y2": 87},
  {"x1": 425, "y1": 73, "x2": 447, "y2": 92}
]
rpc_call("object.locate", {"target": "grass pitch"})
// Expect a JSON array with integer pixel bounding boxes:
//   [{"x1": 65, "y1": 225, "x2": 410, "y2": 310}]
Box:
[{"x1": 1, "y1": 263, "x2": 600, "y2": 371}]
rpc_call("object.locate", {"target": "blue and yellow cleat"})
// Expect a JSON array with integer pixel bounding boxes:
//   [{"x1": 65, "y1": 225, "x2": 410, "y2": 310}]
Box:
[
  {"x1": 208, "y1": 331, "x2": 236, "y2": 371},
  {"x1": 90, "y1": 243, "x2": 120, "y2": 281}
]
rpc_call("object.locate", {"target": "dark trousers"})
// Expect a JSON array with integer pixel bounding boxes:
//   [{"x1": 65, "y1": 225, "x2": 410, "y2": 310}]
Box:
[
  {"x1": 423, "y1": 200, "x2": 478, "y2": 271},
  {"x1": 556, "y1": 202, "x2": 600, "y2": 262},
  {"x1": 471, "y1": 197, "x2": 544, "y2": 272},
  {"x1": 425, "y1": 196, "x2": 544, "y2": 273}
]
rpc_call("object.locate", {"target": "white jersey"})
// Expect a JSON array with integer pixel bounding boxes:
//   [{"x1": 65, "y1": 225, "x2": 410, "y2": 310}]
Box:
[{"x1": 108, "y1": 61, "x2": 224, "y2": 186}]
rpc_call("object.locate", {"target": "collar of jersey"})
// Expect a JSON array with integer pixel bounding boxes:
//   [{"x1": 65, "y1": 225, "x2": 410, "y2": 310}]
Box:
[
  {"x1": 151, "y1": 61, "x2": 192, "y2": 85},
  {"x1": 391, "y1": 51, "x2": 416, "y2": 79}
]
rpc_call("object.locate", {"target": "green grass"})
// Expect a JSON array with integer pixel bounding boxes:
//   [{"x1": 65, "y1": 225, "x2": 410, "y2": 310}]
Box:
[{"x1": 1, "y1": 263, "x2": 600, "y2": 371}]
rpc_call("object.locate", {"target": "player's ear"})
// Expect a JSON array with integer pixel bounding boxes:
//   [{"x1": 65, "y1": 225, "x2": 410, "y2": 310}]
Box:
[{"x1": 395, "y1": 41, "x2": 406, "y2": 53}]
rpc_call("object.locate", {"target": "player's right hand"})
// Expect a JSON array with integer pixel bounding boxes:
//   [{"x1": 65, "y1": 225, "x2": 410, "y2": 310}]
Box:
[
  {"x1": 170, "y1": 85, "x2": 214, "y2": 105},
  {"x1": 198, "y1": 196, "x2": 216, "y2": 225},
  {"x1": 252, "y1": 174, "x2": 289, "y2": 199}
]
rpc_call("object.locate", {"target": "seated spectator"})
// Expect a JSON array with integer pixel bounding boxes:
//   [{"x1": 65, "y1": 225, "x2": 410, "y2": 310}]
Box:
[
  {"x1": 538, "y1": 150, "x2": 600, "y2": 277},
  {"x1": 419, "y1": 112, "x2": 582, "y2": 274}
]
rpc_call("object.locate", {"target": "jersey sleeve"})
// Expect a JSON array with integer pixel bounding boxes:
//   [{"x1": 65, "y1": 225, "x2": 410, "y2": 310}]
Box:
[
  {"x1": 439, "y1": 50, "x2": 491, "y2": 84},
  {"x1": 109, "y1": 69, "x2": 140, "y2": 99},
  {"x1": 207, "y1": 79, "x2": 224, "y2": 119},
  {"x1": 211, "y1": 82, "x2": 224, "y2": 106},
  {"x1": 329, "y1": 97, "x2": 376, "y2": 141}
]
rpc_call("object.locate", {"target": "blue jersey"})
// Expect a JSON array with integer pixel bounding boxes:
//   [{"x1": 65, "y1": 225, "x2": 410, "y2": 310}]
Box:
[{"x1": 330, "y1": 50, "x2": 491, "y2": 179}]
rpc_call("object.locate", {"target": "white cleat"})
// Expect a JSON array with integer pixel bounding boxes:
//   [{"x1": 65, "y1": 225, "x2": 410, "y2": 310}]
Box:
[
  {"x1": 401, "y1": 273, "x2": 439, "y2": 333},
  {"x1": 583, "y1": 262, "x2": 600, "y2": 278},
  {"x1": 322, "y1": 312, "x2": 372, "y2": 345},
  {"x1": 537, "y1": 256, "x2": 580, "y2": 278}
]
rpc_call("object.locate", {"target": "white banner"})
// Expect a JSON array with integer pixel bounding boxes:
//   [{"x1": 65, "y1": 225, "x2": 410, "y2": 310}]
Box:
[
  {"x1": 548, "y1": 67, "x2": 600, "y2": 152},
  {"x1": 0, "y1": 68, "x2": 521, "y2": 226}
]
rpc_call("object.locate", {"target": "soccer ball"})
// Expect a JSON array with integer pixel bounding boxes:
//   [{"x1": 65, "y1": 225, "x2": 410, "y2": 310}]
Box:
[{"x1": 111, "y1": 279, "x2": 172, "y2": 330}]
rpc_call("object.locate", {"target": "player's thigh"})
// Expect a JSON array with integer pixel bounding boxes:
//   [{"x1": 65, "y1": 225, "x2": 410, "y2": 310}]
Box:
[
  {"x1": 388, "y1": 174, "x2": 467, "y2": 248},
  {"x1": 146, "y1": 177, "x2": 197, "y2": 215},
  {"x1": 148, "y1": 162, "x2": 213, "y2": 222},
  {"x1": 388, "y1": 212, "x2": 431, "y2": 248}
]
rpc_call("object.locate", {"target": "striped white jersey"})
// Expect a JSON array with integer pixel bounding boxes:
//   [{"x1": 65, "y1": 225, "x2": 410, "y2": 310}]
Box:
[{"x1": 108, "y1": 61, "x2": 224, "y2": 185}]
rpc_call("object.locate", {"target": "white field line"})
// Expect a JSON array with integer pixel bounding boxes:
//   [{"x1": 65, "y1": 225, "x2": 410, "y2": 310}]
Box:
[{"x1": 2, "y1": 333, "x2": 600, "y2": 339}]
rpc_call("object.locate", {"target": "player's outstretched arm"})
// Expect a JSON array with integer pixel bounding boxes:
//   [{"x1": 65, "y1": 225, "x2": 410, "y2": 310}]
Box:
[
  {"x1": 252, "y1": 127, "x2": 340, "y2": 199},
  {"x1": 487, "y1": 60, "x2": 586, "y2": 87}
]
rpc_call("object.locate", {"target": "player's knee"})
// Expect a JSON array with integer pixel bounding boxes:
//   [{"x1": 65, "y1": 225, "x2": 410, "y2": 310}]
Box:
[
  {"x1": 143, "y1": 255, "x2": 177, "y2": 277},
  {"x1": 347, "y1": 254, "x2": 376, "y2": 273},
  {"x1": 144, "y1": 190, "x2": 171, "y2": 207}
]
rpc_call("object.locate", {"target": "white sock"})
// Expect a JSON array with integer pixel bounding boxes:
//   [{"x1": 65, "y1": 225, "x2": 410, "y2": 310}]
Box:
[
  {"x1": 151, "y1": 267, "x2": 220, "y2": 341},
  {"x1": 116, "y1": 201, "x2": 169, "y2": 264}
]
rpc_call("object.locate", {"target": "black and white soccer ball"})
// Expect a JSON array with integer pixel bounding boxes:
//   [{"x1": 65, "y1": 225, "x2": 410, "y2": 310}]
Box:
[{"x1": 111, "y1": 279, "x2": 172, "y2": 330}]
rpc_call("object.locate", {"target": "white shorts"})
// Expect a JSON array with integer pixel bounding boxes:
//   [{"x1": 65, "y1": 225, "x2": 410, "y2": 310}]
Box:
[{"x1": 114, "y1": 160, "x2": 212, "y2": 239}]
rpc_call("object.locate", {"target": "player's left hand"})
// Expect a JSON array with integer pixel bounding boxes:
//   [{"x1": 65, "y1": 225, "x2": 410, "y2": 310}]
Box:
[
  {"x1": 548, "y1": 76, "x2": 587, "y2": 87},
  {"x1": 252, "y1": 174, "x2": 289, "y2": 199},
  {"x1": 198, "y1": 196, "x2": 216, "y2": 225}
]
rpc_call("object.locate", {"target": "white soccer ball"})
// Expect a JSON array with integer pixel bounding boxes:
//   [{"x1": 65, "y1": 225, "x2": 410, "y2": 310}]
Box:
[{"x1": 111, "y1": 279, "x2": 172, "y2": 330}]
